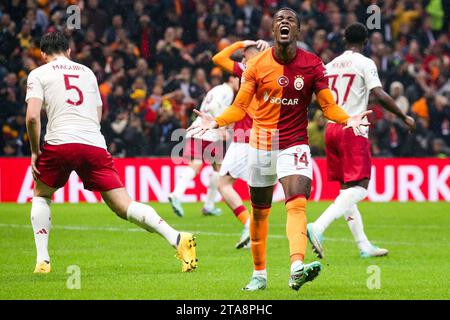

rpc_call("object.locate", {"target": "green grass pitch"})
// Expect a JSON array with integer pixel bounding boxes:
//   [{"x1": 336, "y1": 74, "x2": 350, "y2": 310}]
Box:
[{"x1": 0, "y1": 201, "x2": 449, "y2": 300}]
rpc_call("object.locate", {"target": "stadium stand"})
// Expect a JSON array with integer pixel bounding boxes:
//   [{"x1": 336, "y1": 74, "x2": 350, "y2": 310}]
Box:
[{"x1": 1, "y1": 0, "x2": 450, "y2": 157}]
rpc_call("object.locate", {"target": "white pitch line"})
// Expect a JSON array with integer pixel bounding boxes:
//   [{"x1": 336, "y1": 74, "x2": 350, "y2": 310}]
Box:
[
  {"x1": 0, "y1": 223, "x2": 448, "y2": 247},
  {"x1": 230, "y1": 223, "x2": 450, "y2": 230}
]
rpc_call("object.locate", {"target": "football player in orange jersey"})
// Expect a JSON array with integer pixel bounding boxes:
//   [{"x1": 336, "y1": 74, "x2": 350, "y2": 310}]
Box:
[{"x1": 189, "y1": 8, "x2": 371, "y2": 291}]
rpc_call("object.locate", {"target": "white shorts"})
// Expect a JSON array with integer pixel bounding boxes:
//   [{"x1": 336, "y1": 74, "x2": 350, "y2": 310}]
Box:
[
  {"x1": 219, "y1": 142, "x2": 249, "y2": 181},
  {"x1": 248, "y1": 144, "x2": 313, "y2": 187}
]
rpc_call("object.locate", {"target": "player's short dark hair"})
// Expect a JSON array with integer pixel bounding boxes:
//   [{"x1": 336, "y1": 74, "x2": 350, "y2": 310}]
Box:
[
  {"x1": 274, "y1": 7, "x2": 301, "y2": 28},
  {"x1": 40, "y1": 31, "x2": 69, "y2": 55},
  {"x1": 344, "y1": 22, "x2": 368, "y2": 45}
]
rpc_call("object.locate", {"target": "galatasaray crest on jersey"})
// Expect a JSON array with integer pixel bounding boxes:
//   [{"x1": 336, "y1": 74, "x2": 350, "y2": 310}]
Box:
[{"x1": 294, "y1": 75, "x2": 304, "y2": 91}]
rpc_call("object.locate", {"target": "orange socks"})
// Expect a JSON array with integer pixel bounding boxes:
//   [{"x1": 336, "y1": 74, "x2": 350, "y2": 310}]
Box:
[
  {"x1": 285, "y1": 195, "x2": 307, "y2": 263},
  {"x1": 233, "y1": 205, "x2": 250, "y2": 225},
  {"x1": 250, "y1": 204, "x2": 271, "y2": 270}
]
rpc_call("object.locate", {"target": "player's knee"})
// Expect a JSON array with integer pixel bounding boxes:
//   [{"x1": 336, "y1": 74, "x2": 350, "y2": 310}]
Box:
[
  {"x1": 34, "y1": 188, "x2": 53, "y2": 199},
  {"x1": 217, "y1": 177, "x2": 231, "y2": 192},
  {"x1": 34, "y1": 180, "x2": 56, "y2": 198},
  {"x1": 250, "y1": 187, "x2": 273, "y2": 207},
  {"x1": 34, "y1": 190, "x2": 51, "y2": 198},
  {"x1": 101, "y1": 189, "x2": 132, "y2": 219},
  {"x1": 250, "y1": 198, "x2": 272, "y2": 208},
  {"x1": 286, "y1": 189, "x2": 310, "y2": 200},
  {"x1": 250, "y1": 196, "x2": 272, "y2": 209},
  {"x1": 217, "y1": 182, "x2": 225, "y2": 194}
]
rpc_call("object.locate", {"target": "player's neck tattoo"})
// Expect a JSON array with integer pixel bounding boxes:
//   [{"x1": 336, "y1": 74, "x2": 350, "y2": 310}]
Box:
[{"x1": 274, "y1": 43, "x2": 297, "y2": 64}]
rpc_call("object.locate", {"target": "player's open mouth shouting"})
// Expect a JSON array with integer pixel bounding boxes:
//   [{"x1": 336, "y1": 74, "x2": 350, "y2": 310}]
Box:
[{"x1": 279, "y1": 26, "x2": 290, "y2": 40}]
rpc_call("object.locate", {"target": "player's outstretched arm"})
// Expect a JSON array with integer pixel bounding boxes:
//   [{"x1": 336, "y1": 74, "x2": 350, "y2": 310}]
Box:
[
  {"x1": 212, "y1": 40, "x2": 268, "y2": 73},
  {"x1": 187, "y1": 63, "x2": 256, "y2": 136},
  {"x1": 316, "y1": 88, "x2": 372, "y2": 136},
  {"x1": 187, "y1": 103, "x2": 247, "y2": 137},
  {"x1": 371, "y1": 87, "x2": 416, "y2": 130},
  {"x1": 342, "y1": 110, "x2": 373, "y2": 136},
  {"x1": 186, "y1": 109, "x2": 218, "y2": 137},
  {"x1": 212, "y1": 41, "x2": 247, "y2": 73},
  {"x1": 26, "y1": 98, "x2": 43, "y2": 180}
]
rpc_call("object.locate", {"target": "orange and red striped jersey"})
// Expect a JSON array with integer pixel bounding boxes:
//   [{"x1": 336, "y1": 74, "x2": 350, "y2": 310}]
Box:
[{"x1": 216, "y1": 47, "x2": 349, "y2": 150}]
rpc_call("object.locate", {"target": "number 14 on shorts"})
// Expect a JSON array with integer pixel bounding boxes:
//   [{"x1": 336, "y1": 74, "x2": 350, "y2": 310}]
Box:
[{"x1": 294, "y1": 150, "x2": 309, "y2": 169}]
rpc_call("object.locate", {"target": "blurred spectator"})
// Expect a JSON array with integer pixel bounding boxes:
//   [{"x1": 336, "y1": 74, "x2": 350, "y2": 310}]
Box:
[
  {"x1": 165, "y1": 66, "x2": 203, "y2": 107},
  {"x1": 390, "y1": 82, "x2": 410, "y2": 114},
  {"x1": 122, "y1": 113, "x2": 146, "y2": 156},
  {"x1": 432, "y1": 138, "x2": 450, "y2": 158},
  {"x1": 235, "y1": 0, "x2": 263, "y2": 36},
  {"x1": 408, "y1": 117, "x2": 435, "y2": 157},
  {"x1": 308, "y1": 110, "x2": 326, "y2": 156},
  {"x1": 150, "y1": 105, "x2": 181, "y2": 155},
  {"x1": 374, "y1": 112, "x2": 411, "y2": 157},
  {"x1": 1, "y1": 113, "x2": 29, "y2": 156},
  {"x1": 428, "y1": 95, "x2": 450, "y2": 146},
  {"x1": 83, "y1": 0, "x2": 109, "y2": 39}
]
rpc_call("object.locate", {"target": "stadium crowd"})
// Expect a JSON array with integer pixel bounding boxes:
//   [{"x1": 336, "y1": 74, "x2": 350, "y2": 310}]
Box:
[{"x1": 1, "y1": 0, "x2": 450, "y2": 158}]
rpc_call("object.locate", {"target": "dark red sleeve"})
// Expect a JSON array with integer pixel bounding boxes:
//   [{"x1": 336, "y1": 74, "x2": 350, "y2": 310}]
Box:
[
  {"x1": 233, "y1": 62, "x2": 244, "y2": 78},
  {"x1": 313, "y1": 59, "x2": 329, "y2": 94}
]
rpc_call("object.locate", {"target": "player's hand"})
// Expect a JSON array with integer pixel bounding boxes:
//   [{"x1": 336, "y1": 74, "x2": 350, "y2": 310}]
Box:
[
  {"x1": 255, "y1": 40, "x2": 270, "y2": 51},
  {"x1": 31, "y1": 151, "x2": 41, "y2": 181},
  {"x1": 243, "y1": 40, "x2": 257, "y2": 48},
  {"x1": 186, "y1": 109, "x2": 218, "y2": 137},
  {"x1": 403, "y1": 115, "x2": 416, "y2": 131},
  {"x1": 343, "y1": 110, "x2": 373, "y2": 136}
]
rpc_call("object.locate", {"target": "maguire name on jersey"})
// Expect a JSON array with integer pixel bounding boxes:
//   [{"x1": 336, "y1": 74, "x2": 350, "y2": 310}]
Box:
[{"x1": 25, "y1": 56, "x2": 106, "y2": 149}]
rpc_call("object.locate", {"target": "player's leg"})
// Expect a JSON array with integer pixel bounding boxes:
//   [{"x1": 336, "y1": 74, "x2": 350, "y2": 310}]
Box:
[
  {"x1": 344, "y1": 204, "x2": 369, "y2": 249},
  {"x1": 101, "y1": 188, "x2": 178, "y2": 245},
  {"x1": 217, "y1": 142, "x2": 251, "y2": 248},
  {"x1": 343, "y1": 188, "x2": 388, "y2": 258},
  {"x1": 169, "y1": 160, "x2": 202, "y2": 217},
  {"x1": 77, "y1": 144, "x2": 196, "y2": 271},
  {"x1": 280, "y1": 175, "x2": 321, "y2": 290},
  {"x1": 218, "y1": 174, "x2": 247, "y2": 223},
  {"x1": 31, "y1": 143, "x2": 71, "y2": 274},
  {"x1": 242, "y1": 146, "x2": 277, "y2": 291},
  {"x1": 32, "y1": 178, "x2": 57, "y2": 273},
  {"x1": 101, "y1": 188, "x2": 197, "y2": 272},
  {"x1": 242, "y1": 185, "x2": 273, "y2": 291},
  {"x1": 218, "y1": 174, "x2": 250, "y2": 248},
  {"x1": 309, "y1": 124, "x2": 373, "y2": 258},
  {"x1": 277, "y1": 145, "x2": 321, "y2": 290},
  {"x1": 308, "y1": 182, "x2": 369, "y2": 259},
  {"x1": 202, "y1": 162, "x2": 222, "y2": 216},
  {"x1": 312, "y1": 179, "x2": 369, "y2": 240}
]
